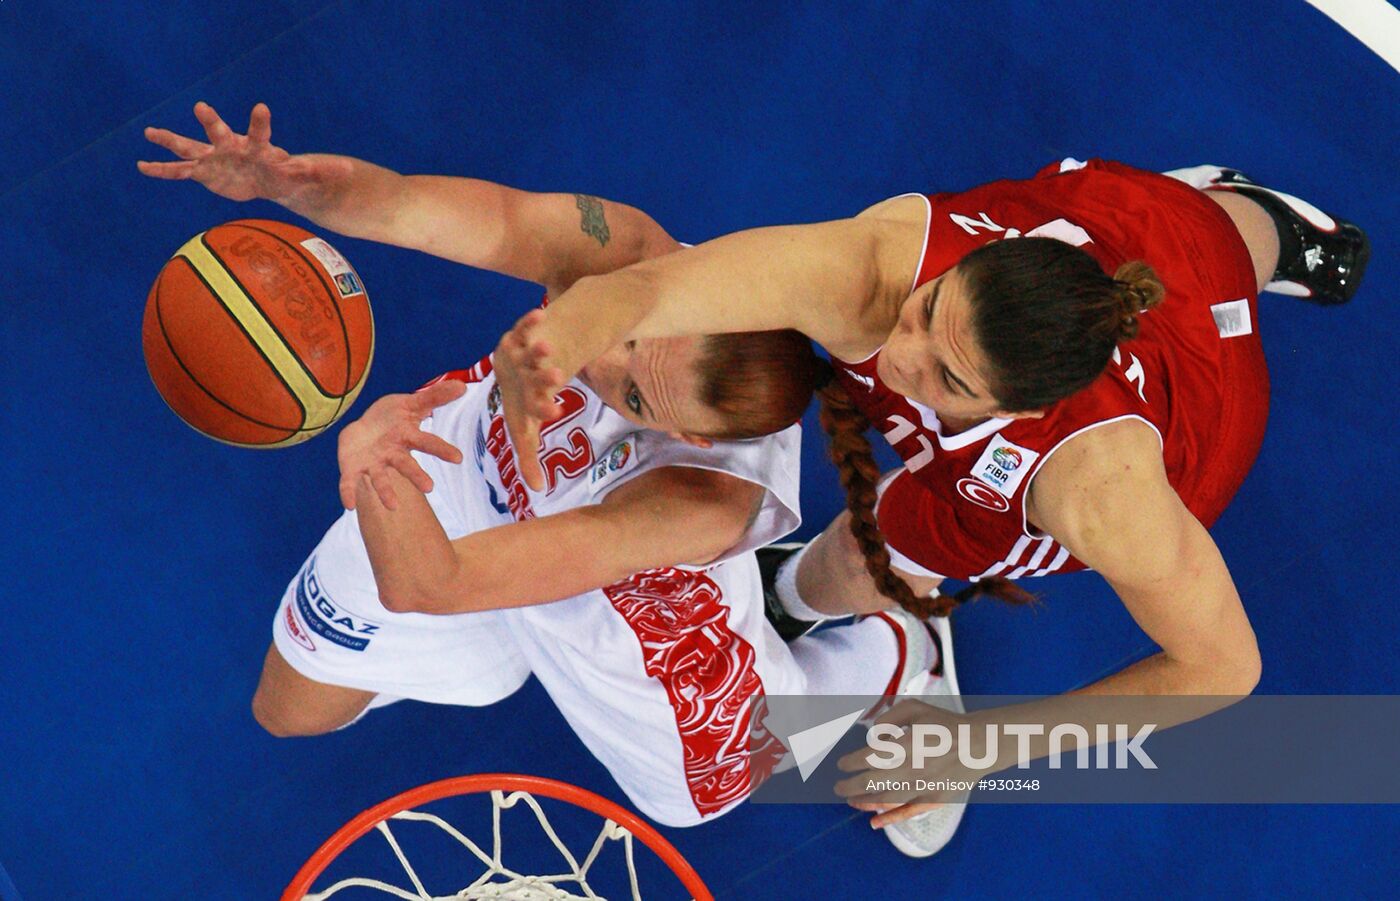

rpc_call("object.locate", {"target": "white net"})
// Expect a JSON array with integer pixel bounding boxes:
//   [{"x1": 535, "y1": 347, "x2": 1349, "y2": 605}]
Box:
[{"x1": 302, "y1": 789, "x2": 645, "y2": 901}]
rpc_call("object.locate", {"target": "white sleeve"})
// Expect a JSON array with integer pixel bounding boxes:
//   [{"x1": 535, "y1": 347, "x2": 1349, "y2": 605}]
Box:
[{"x1": 590, "y1": 425, "x2": 803, "y2": 568}]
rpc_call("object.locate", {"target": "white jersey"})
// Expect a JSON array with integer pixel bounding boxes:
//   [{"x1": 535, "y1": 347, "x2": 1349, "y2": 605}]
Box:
[
  {"x1": 274, "y1": 356, "x2": 817, "y2": 825},
  {"x1": 420, "y1": 356, "x2": 801, "y2": 557}
]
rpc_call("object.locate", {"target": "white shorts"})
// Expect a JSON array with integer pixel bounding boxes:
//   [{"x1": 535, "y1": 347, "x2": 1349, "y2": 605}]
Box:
[
  {"x1": 500, "y1": 557, "x2": 809, "y2": 827},
  {"x1": 269, "y1": 504, "x2": 807, "y2": 825},
  {"x1": 270, "y1": 507, "x2": 905, "y2": 827},
  {"x1": 272, "y1": 508, "x2": 531, "y2": 707}
]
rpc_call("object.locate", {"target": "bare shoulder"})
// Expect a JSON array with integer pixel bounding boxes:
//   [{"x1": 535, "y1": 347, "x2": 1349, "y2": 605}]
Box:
[
  {"x1": 602, "y1": 464, "x2": 765, "y2": 566},
  {"x1": 855, "y1": 193, "x2": 930, "y2": 225},
  {"x1": 1026, "y1": 417, "x2": 1173, "y2": 543},
  {"x1": 853, "y1": 196, "x2": 931, "y2": 270}
]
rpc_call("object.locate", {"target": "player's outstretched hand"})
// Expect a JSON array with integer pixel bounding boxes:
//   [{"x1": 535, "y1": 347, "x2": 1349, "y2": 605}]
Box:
[
  {"x1": 834, "y1": 698, "x2": 976, "y2": 828},
  {"x1": 138, "y1": 101, "x2": 350, "y2": 203},
  {"x1": 337, "y1": 380, "x2": 467, "y2": 511},
  {"x1": 494, "y1": 309, "x2": 567, "y2": 492}
]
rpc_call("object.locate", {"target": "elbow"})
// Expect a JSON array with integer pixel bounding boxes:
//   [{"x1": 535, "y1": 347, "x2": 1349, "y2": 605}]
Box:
[
  {"x1": 376, "y1": 566, "x2": 485, "y2": 615},
  {"x1": 375, "y1": 578, "x2": 435, "y2": 614},
  {"x1": 1228, "y1": 629, "x2": 1263, "y2": 695},
  {"x1": 1206, "y1": 644, "x2": 1262, "y2": 697},
  {"x1": 370, "y1": 551, "x2": 470, "y2": 615},
  {"x1": 375, "y1": 585, "x2": 417, "y2": 614},
  {"x1": 690, "y1": 508, "x2": 753, "y2": 567}
]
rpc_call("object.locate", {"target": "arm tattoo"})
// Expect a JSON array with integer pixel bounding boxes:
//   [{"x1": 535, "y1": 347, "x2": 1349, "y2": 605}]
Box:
[{"x1": 574, "y1": 194, "x2": 612, "y2": 247}]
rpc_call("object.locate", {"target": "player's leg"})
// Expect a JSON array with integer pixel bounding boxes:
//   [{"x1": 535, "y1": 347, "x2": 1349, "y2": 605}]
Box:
[
  {"x1": 780, "y1": 594, "x2": 968, "y2": 857},
  {"x1": 1167, "y1": 164, "x2": 1368, "y2": 304},
  {"x1": 784, "y1": 608, "x2": 937, "y2": 694},
  {"x1": 1203, "y1": 191, "x2": 1279, "y2": 292},
  {"x1": 251, "y1": 644, "x2": 378, "y2": 737},
  {"x1": 257, "y1": 510, "x2": 531, "y2": 739},
  {"x1": 762, "y1": 471, "x2": 943, "y2": 636},
  {"x1": 785, "y1": 510, "x2": 939, "y2": 615}
]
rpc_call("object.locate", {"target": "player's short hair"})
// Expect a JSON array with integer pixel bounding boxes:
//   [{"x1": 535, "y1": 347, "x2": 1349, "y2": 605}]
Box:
[{"x1": 693, "y1": 329, "x2": 823, "y2": 439}]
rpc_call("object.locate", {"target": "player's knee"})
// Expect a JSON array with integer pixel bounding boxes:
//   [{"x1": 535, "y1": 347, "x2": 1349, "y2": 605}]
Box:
[{"x1": 251, "y1": 689, "x2": 336, "y2": 738}]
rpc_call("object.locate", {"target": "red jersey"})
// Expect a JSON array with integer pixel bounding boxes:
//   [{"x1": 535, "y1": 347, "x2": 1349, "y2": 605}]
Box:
[{"x1": 834, "y1": 159, "x2": 1269, "y2": 582}]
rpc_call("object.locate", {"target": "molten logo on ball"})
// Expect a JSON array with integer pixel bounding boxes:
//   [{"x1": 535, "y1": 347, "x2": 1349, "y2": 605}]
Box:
[{"x1": 228, "y1": 234, "x2": 337, "y2": 361}]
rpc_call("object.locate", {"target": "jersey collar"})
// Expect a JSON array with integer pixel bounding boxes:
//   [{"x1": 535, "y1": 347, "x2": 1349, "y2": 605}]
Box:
[{"x1": 906, "y1": 398, "x2": 1010, "y2": 450}]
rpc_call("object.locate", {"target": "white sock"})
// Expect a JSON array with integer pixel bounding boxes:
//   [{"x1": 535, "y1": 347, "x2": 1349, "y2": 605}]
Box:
[
  {"x1": 774, "y1": 544, "x2": 833, "y2": 623},
  {"x1": 789, "y1": 616, "x2": 903, "y2": 696}
]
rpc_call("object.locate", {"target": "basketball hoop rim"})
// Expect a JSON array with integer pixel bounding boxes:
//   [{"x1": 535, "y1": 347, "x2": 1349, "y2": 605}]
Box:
[{"x1": 281, "y1": 772, "x2": 713, "y2": 901}]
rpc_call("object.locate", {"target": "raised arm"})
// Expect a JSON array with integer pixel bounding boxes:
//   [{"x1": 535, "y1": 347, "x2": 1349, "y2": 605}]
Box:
[
  {"x1": 336, "y1": 385, "x2": 763, "y2": 611},
  {"x1": 139, "y1": 102, "x2": 678, "y2": 292},
  {"x1": 524, "y1": 216, "x2": 903, "y2": 375},
  {"x1": 496, "y1": 211, "x2": 922, "y2": 489}
]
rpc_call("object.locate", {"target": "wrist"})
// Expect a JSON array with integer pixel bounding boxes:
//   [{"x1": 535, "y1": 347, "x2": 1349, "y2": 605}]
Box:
[
  {"x1": 271, "y1": 156, "x2": 333, "y2": 211},
  {"x1": 544, "y1": 272, "x2": 650, "y2": 377},
  {"x1": 277, "y1": 154, "x2": 368, "y2": 219}
]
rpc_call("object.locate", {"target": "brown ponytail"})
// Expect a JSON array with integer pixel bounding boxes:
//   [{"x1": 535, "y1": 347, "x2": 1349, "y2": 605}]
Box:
[
  {"x1": 1111, "y1": 260, "x2": 1166, "y2": 341},
  {"x1": 961, "y1": 238, "x2": 1168, "y2": 412},
  {"x1": 817, "y1": 381, "x2": 1040, "y2": 618}
]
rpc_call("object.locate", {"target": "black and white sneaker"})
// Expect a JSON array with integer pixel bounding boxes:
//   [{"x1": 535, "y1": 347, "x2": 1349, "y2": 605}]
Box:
[
  {"x1": 1165, "y1": 164, "x2": 1369, "y2": 305},
  {"x1": 757, "y1": 542, "x2": 822, "y2": 642}
]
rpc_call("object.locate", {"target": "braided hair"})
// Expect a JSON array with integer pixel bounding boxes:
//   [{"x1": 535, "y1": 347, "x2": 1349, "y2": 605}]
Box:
[{"x1": 816, "y1": 378, "x2": 1037, "y2": 617}]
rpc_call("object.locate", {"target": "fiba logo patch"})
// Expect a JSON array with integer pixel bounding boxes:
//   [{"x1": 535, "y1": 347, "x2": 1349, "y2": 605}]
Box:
[
  {"x1": 991, "y1": 446, "x2": 1022, "y2": 471},
  {"x1": 591, "y1": 435, "x2": 642, "y2": 494},
  {"x1": 957, "y1": 476, "x2": 1011, "y2": 512},
  {"x1": 608, "y1": 441, "x2": 632, "y2": 471},
  {"x1": 971, "y1": 434, "x2": 1039, "y2": 496}
]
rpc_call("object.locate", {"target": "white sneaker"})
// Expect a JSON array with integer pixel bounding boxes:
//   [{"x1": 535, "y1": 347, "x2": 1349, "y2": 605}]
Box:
[{"x1": 872, "y1": 610, "x2": 969, "y2": 859}]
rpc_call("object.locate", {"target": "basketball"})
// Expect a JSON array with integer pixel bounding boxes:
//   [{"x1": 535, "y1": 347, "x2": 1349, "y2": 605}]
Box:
[{"x1": 142, "y1": 219, "x2": 375, "y2": 447}]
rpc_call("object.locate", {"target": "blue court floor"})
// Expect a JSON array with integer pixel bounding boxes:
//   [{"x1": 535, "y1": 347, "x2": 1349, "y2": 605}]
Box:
[{"x1": 2, "y1": 2, "x2": 1397, "y2": 898}]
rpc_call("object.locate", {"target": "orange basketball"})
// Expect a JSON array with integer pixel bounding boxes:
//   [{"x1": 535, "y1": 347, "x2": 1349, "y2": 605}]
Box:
[{"x1": 142, "y1": 219, "x2": 375, "y2": 447}]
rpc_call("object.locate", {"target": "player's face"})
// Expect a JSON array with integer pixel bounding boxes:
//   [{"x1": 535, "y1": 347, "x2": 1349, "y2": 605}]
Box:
[
  {"x1": 579, "y1": 337, "x2": 727, "y2": 439},
  {"x1": 878, "y1": 267, "x2": 1007, "y2": 424}
]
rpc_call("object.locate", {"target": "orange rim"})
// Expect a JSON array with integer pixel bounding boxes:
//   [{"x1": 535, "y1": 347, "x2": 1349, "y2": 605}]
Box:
[{"x1": 281, "y1": 773, "x2": 713, "y2": 901}]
